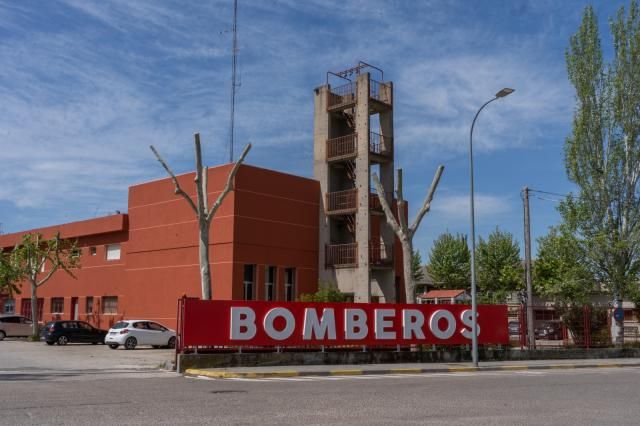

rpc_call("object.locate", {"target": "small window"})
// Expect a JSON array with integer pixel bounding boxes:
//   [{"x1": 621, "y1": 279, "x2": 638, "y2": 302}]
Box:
[
  {"x1": 147, "y1": 322, "x2": 167, "y2": 332},
  {"x1": 71, "y1": 247, "x2": 81, "y2": 259},
  {"x1": 102, "y1": 296, "x2": 118, "y2": 314},
  {"x1": 51, "y1": 298, "x2": 64, "y2": 314},
  {"x1": 111, "y1": 321, "x2": 128, "y2": 329},
  {"x1": 284, "y1": 268, "x2": 296, "y2": 302},
  {"x1": 86, "y1": 297, "x2": 94, "y2": 315},
  {"x1": 105, "y1": 244, "x2": 121, "y2": 261},
  {"x1": 89, "y1": 246, "x2": 97, "y2": 256},
  {"x1": 78, "y1": 322, "x2": 92, "y2": 330},
  {"x1": 265, "y1": 266, "x2": 276, "y2": 301},
  {"x1": 243, "y1": 265, "x2": 255, "y2": 301},
  {"x1": 3, "y1": 299, "x2": 15, "y2": 314}
]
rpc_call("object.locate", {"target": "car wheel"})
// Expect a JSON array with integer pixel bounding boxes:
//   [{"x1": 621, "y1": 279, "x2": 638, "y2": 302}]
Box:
[
  {"x1": 167, "y1": 336, "x2": 176, "y2": 349},
  {"x1": 0, "y1": 331, "x2": 5, "y2": 341},
  {"x1": 108, "y1": 344, "x2": 119, "y2": 349},
  {"x1": 57, "y1": 335, "x2": 69, "y2": 346},
  {"x1": 46, "y1": 341, "x2": 55, "y2": 346},
  {"x1": 124, "y1": 337, "x2": 137, "y2": 350}
]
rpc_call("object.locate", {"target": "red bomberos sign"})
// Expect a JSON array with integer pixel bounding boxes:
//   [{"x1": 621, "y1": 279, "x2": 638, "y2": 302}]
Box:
[{"x1": 180, "y1": 299, "x2": 509, "y2": 347}]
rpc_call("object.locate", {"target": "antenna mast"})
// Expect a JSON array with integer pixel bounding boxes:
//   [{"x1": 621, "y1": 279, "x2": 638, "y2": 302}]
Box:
[{"x1": 229, "y1": 0, "x2": 238, "y2": 163}]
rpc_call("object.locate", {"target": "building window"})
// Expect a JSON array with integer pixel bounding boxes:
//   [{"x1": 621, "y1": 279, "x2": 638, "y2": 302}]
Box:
[
  {"x1": 71, "y1": 247, "x2": 81, "y2": 259},
  {"x1": 90, "y1": 246, "x2": 97, "y2": 256},
  {"x1": 285, "y1": 268, "x2": 296, "y2": 302},
  {"x1": 102, "y1": 296, "x2": 118, "y2": 314},
  {"x1": 106, "y1": 244, "x2": 121, "y2": 261},
  {"x1": 3, "y1": 299, "x2": 15, "y2": 314},
  {"x1": 51, "y1": 298, "x2": 64, "y2": 314},
  {"x1": 243, "y1": 265, "x2": 255, "y2": 301},
  {"x1": 265, "y1": 266, "x2": 276, "y2": 301},
  {"x1": 86, "y1": 297, "x2": 94, "y2": 315},
  {"x1": 534, "y1": 310, "x2": 558, "y2": 321}
]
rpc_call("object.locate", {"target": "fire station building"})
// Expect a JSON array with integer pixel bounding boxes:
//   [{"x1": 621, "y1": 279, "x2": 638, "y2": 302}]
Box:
[{"x1": 0, "y1": 64, "x2": 406, "y2": 329}]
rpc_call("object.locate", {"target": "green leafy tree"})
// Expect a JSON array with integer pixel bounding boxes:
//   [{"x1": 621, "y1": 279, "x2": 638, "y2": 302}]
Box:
[
  {"x1": 427, "y1": 232, "x2": 470, "y2": 289},
  {"x1": 534, "y1": 227, "x2": 595, "y2": 305},
  {"x1": 412, "y1": 250, "x2": 425, "y2": 283},
  {"x1": 0, "y1": 248, "x2": 23, "y2": 297},
  {"x1": 13, "y1": 233, "x2": 81, "y2": 337},
  {"x1": 299, "y1": 281, "x2": 348, "y2": 302},
  {"x1": 476, "y1": 228, "x2": 523, "y2": 304},
  {"x1": 562, "y1": 2, "x2": 640, "y2": 343}
]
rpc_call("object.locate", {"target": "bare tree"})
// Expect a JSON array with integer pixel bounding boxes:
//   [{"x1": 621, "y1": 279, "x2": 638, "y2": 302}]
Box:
[
  {"x1": 13, "y1": 233, "x2": 81, "y2": 337},
  {"x1": 372, "y1": 166, "x2": 444, "y2": 303},
  {"x1": 150, "y1": 133, "x2": 251, "y2": 300}
]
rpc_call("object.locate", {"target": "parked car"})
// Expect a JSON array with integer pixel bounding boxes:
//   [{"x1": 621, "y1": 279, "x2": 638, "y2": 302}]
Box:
[
  {"x1": 0, "y1": 314, "x2": 35, "y2": 340},
  {"x1": 105, "y1": 320, "x2": 176, "y2": 350},
  {"x1": 40, "y1": 320, "x2": 108, "y2": 345},
  {"x1": 534, "y1": 321, "x2": 563, "y2": 340}
]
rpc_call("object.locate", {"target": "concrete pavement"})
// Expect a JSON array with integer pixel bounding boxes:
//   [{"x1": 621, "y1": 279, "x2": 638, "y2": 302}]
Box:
[{"x1": 185, "y1": 357, "x2": 640, "y2": 379}]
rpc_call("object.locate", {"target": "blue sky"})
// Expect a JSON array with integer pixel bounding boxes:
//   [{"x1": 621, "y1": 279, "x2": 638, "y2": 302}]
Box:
[{"x1": 0, "y1": 0, "x2": 626, "y2": 260}]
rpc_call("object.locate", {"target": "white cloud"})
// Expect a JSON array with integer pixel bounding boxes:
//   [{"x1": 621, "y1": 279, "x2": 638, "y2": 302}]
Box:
[{"x1": 433, "y1": 193, "x2": 512, "y2": 219}]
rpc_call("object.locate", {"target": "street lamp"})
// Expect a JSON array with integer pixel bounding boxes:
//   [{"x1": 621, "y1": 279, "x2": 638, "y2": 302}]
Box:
[{"x1": 469, "y1": 87, "x2": 514, "y2": 367}]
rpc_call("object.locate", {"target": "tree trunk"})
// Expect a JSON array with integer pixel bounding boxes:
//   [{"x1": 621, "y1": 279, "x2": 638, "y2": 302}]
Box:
[
  {"x1": 401, "y1": 239, "x2": 415, "y2": 304},
  {"x1": 30, "y1": 280, "x2": 38, "y2": 337},
  {"x1": 199, "y1": 219, "x2": 212, "y2": 300}
]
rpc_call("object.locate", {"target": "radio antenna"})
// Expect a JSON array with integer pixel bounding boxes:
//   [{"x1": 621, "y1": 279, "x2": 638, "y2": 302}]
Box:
[{"x1": 228, "y1": 0, "x2": 239, "y2": 163}]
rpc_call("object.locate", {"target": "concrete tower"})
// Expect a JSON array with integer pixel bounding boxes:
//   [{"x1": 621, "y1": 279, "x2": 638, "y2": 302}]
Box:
[{"x1": 313, "y1": 62, "x2": 398, "y2": 302}]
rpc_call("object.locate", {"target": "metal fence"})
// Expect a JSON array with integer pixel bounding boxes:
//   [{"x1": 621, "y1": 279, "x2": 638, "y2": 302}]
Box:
[{"x1": 508, "y1": 305, "x2": 640, "y2": 349}]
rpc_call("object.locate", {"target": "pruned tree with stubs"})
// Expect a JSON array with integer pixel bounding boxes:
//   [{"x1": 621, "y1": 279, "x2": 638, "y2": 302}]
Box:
[
  {"x1": 372, "y1": 166, "x2": 445, "y2": 303},
  {"x1": 13, "y1": 233, "x2": 81, "y2": 337},
  {"x1": 150, "y1": 133, "x2": 251, "y2": 300}
]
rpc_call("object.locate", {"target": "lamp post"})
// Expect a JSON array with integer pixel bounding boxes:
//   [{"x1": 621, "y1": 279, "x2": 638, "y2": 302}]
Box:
[{"x1": 469, "y1": 87, "x2": 514, "y2": 367}]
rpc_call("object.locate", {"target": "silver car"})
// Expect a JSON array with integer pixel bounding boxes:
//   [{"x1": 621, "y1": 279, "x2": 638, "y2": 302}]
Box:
[{"x1": 0, "y1": 315, "x2": 34, "y2": 340}]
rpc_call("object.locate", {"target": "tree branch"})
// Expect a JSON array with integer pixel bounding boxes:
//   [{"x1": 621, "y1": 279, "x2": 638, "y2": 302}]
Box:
[
  {"x1": 193, "y1": 133, "x2": 207, "y2": 218},
  {"x1": 150, "y1": 144, "x2": 198, "y2": 214},
  {"x1": 372, "y1": 172, "x2": 404, "y2": 239},
  {"x1": 396, "y1": 169, "x2": 408, "y2": 232},
  {"x1": 206, "y1": 143, "x2": 252, "y2": 224},
  {"x1": 409, "y1": 165, "x2": 445, "y2": 238}
]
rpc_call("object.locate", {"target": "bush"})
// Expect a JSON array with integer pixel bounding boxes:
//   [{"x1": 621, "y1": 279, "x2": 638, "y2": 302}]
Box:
[
  {"x1": 558, "y1": 305, "x2": 609, "y2": 347},
  {"x1": 299, "y1": 281, "x2": 348, "y2": 302}
]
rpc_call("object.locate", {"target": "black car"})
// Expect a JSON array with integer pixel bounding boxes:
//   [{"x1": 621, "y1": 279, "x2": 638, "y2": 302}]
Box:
[
  {"x1": 40, "y1": 321, "x2": 108, "y2": 346},
  {"x1": 534, "y1": 321, "x2": 563, "y2": 341}
]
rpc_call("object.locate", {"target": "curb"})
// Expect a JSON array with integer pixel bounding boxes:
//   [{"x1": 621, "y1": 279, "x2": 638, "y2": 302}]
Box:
[{"x1": 184, "y1": 362, "x2": 640, "y2": 379}]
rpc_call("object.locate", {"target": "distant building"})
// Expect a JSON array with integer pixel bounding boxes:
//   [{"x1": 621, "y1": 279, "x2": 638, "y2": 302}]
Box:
[{"x1": 418, "y1": 289, "x2": 470, "y2": 305}]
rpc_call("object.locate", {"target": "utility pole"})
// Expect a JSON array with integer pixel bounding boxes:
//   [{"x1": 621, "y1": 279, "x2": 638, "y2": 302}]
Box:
[
  {"x1": 522, "y1": 186, "x2": 535, "y2": 349},
  {"x1": 228, "y1": 0, "x2": 239, "y2": 163}
]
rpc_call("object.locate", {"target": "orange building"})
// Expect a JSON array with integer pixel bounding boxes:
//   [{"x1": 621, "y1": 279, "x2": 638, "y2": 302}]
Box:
[{"x1": 0, "y1": 164, "x2": 322, "y2": 329}]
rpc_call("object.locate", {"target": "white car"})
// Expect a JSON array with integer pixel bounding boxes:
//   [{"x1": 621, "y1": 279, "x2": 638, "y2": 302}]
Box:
[{"x1": 105, "y1": 320, "x2": 176, "y2": 350}]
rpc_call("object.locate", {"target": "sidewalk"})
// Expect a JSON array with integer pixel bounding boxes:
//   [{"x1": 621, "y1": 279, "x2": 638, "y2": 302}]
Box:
[{"x1": 183, "y1": 357, "x2": 640, "y2": 379}]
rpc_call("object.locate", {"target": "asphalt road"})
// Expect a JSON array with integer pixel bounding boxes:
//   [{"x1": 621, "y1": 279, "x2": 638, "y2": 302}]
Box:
[
  {"x1": 1, "y1": 364, "x2": 639, "y2": 425},
  {"x1": 0, "y1": 339, "x2": 174, "y2": 380}
]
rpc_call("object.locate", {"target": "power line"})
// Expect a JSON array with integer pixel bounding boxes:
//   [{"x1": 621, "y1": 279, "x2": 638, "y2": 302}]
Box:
[{"x1": 528, "y1": 188, "x2": 569, "y2": 198}]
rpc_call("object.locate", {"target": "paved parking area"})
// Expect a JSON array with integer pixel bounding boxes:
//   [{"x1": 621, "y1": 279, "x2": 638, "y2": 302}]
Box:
[{"x1": 0, "y1": 339, "x2": 174, "y2": 374}]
